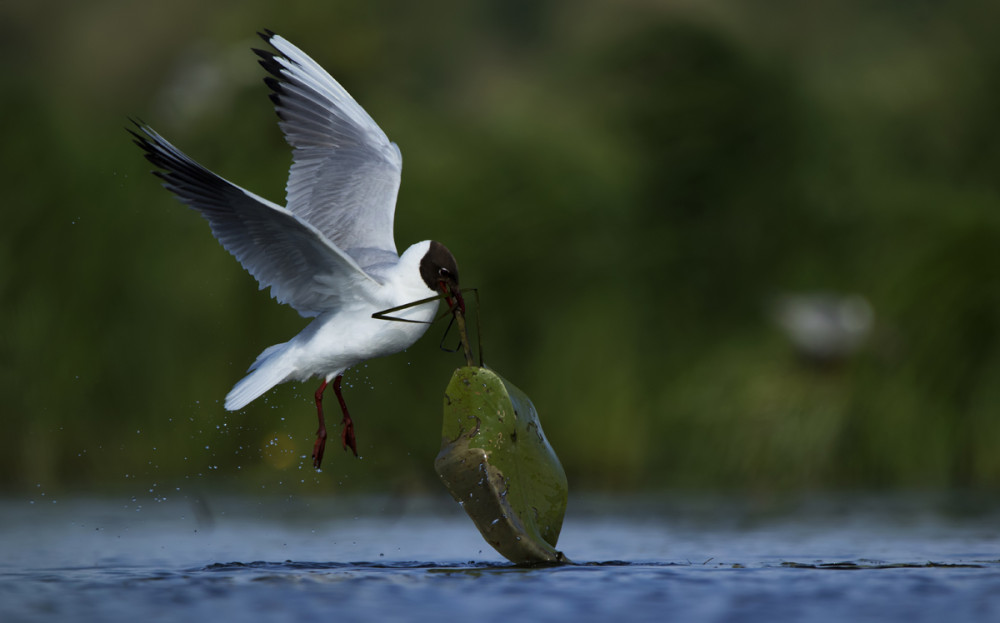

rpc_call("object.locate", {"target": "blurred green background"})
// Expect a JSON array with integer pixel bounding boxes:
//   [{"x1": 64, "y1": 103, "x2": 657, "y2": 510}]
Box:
[{"x1": 3, "y1": 0, "x2": 1000, "y2": 498}]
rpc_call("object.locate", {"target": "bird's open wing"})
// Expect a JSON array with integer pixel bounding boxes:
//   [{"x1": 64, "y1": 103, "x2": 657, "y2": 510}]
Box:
[
  {"x1": 255, "y1": 30, "x2": 402, "y2": 262},
  {"x1": 131, "y1": 122, "x2": 378, "y2": 318}
]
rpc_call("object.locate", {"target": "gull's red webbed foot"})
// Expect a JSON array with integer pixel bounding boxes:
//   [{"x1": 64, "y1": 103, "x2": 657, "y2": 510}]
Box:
[
  {"x1": 312, "y1": 379, "x2": 329, "y2": 468},
  {"x1": 341, "y1": 412, "x2": 357, "y2": 457},
  {"x1": 333, "y1": 375, "x2": 359, "y2": 457}
]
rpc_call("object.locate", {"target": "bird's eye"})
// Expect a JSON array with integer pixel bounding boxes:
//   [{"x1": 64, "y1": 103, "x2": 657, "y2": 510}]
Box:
[{"x1": 438, "y1": 267, "x2": 451, "y2": 278}]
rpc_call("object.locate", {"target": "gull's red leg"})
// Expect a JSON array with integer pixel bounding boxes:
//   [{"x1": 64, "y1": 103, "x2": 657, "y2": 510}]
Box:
[
  {"x1": 312, "y1": 379, "x2": 329, "y2": 469},
  {"x1": 333, "y1": 375, "x2": 358, "y2": 457}
]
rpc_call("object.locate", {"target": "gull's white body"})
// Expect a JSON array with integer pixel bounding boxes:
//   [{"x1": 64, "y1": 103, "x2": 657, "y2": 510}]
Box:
[
  {"x1": 132, "y1": 31, "x2": 449, "y2": 414},
  {"x1": 225, "y1": 241, "x2": 438, "y2": 410}
]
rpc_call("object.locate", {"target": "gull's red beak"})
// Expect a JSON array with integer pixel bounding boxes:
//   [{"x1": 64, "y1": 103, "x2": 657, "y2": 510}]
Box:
[{"x1": 441, "y1": 282, "x2": 466, "y2": 315}]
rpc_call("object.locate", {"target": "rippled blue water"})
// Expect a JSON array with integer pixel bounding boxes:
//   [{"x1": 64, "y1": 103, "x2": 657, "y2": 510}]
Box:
[{"x1": 2, "y1": 494, "x2": 999, "y2": 622}]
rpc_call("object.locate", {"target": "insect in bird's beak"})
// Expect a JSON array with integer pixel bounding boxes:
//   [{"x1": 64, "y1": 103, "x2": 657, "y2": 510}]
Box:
[{"x1": 370, "y1": 287, "x2": 481, "y2": 368}]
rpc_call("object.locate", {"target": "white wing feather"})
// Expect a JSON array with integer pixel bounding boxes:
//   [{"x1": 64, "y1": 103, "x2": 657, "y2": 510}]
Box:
[
  {"x1": 256, "y1": 31, "x2": 402, "y2": 263},
  {"x1": 131, "y1": 123, "x2": 378, "y2": 318}
]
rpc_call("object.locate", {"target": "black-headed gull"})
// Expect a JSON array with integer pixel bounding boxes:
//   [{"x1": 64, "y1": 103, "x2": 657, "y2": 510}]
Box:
[{"x1": 131, "y1": 30, "x2": 464, "y2": 467}]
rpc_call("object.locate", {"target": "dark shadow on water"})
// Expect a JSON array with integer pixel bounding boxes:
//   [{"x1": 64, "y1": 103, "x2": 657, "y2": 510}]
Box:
[
  {"x1": 195, "y1": 558, "x2": 1000, "y2": 576},
  {"x1": 193, "y1": 559, "x2": 691, "y2": 578},
  {"x1": 781, "y1": 560, "x2": 995, "y2": 570}
]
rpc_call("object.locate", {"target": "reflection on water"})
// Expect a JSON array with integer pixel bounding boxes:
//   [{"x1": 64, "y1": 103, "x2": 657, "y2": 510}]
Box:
[{"x1": 2, "y1": 494, "x2": 999, "y2": 622}]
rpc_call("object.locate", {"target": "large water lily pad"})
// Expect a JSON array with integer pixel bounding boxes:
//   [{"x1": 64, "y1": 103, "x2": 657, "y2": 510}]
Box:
[{"x1": 435, "y1": 366, "x2": 569, "y2": 564}]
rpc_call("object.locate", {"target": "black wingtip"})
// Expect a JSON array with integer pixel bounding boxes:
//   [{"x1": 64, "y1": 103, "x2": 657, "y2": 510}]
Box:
[
  {"x1": 263, "y1": 75, "x2": 283, "y2": 91},
  {"x1": 252, "y1": 47, "x2": 275, "y2": 73},
  {"x1": 125, "y1": 117, "x2": 151, "y2": 150},
  {"x1": 258, "y1": 54, "x2": 291, "y2": 99},
  {"x1": 257, "y1": 29, "x2": 277, "y2": 44},
  {"x1": 126, "y1": 116, "x2": 146, "y2": 133}
]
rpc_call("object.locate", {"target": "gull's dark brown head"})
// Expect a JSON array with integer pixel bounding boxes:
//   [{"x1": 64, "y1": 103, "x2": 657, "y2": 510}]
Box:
[{"x1": 419, "y1": 241, "x2": 464, "y2": 313}]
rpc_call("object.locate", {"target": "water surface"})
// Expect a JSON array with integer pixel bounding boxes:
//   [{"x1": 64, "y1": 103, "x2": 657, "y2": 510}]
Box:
[{"x1": 2, "y1": 494, "x2": 999, "y2": 622}]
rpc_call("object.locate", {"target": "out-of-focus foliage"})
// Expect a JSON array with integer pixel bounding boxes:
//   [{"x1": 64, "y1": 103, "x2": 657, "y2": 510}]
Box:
[{"x1": 2, "y1": 0, "x2": 1000, "y2": 495}]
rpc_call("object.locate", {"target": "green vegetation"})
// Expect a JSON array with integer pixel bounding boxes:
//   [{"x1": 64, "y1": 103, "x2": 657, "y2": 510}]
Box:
[
  {"x1": 3, "y1": 0, "x2": 1000, "y2": 495},
  {"x1": 437, "y1": 367, "x2": 567, "y2": 563}
]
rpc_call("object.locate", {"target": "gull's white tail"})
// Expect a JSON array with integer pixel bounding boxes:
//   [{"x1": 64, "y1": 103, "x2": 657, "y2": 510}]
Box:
[{"x1": 224, "y1": 343, "x2": 292, "y2": 410}]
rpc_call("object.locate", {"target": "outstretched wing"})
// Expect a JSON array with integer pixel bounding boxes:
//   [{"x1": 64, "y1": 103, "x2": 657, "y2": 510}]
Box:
[
  {"x1": 255, "y1": 30, "x2": 402, "y2": 262},
  {"x1": 130, "y1": 122, "x2": 378, "y2": 317}
]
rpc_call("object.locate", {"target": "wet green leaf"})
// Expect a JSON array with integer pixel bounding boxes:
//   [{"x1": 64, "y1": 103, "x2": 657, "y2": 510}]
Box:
[{"x1": 435, "y1": 366, "x2": 569, "y2": 564}]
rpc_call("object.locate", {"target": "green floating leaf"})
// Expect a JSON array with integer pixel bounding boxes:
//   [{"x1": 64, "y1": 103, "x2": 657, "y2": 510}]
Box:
[{"x1": 435, "y1": 366, "x2": 569, "y2": 564}]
